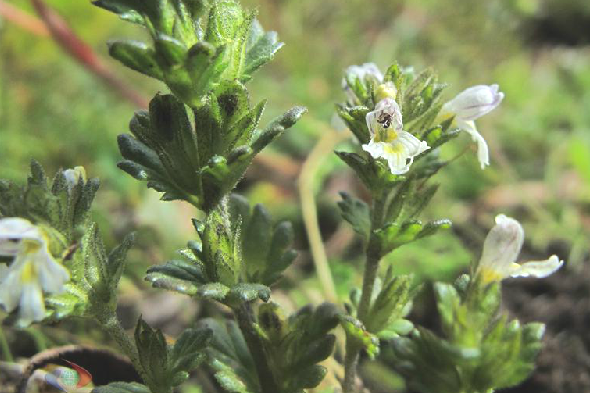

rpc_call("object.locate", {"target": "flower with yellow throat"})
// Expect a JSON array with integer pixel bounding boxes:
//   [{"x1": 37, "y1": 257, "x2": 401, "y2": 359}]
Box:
[
  {"x1": 476, "y1": 214, "x2": 563, "y2": 283},
  {"x1": 0, "y1": 218, "x2": 69, "y2": 326},
  {"x1": 362, "y1": 98, "x2": 430, "y2": 174}
]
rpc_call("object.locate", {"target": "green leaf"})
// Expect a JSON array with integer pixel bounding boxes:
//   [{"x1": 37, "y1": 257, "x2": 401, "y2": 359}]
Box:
[
  {"x1": 120, "y1": 88, "x2": 304, "y2": 212},
  {"x1": 226, "y1": 283, "x2": 271, "y2": 305},
  {"x1": 243, "y1": 19, "x2": 284, "y2": 78},
  {"x1": 205, "y1": 1, "x2": 245, "y2": 45},
  {"x1": 335, "y1": 151, "x2": 403, "y2": 193},
  {"x1": 92, "y1": 382, "x2": 150, "y2": 393},
  {"x1": 197, "y1": 318, "x2": 259, "y2": 393},
  {"x1": 364, "y1": 270, "x2": 415, "y2": 335},
  {"x1": 339, "y1": 314, "x2": 379, "y2": 359},
  {"x1": 106, "y1": 232, "x2": 135, "y2": 290},
  {"x1": 255, "y1": 303, "x2": 338, "y2": 391},
  {"x1": 376, "y1": 219, "x2": 452, "y2": 255},
  {"x1": 168, "y1": 328, "x2": 212, "y2": 386},
  {"x1": 108, "y1": 40, "x2": 163, "y2": 79},
  {"x1": 135, "y1": 317, "x2": 169, "y2": 393},
  {"x1": 145, "y1": 259, "x2": 204, "y2": 295},
  {"x1": 335, "y1": 105, "x2": 371, "y2": 145},
  {"x1": 338, "y1": 192, "x2": 370, "y2": 241},
  {"x1": 197, "y1": 282, "x2": 231, "y2": 301}
]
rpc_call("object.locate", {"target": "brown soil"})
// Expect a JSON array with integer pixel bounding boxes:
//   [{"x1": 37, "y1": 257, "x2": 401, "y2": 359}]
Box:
[{"x1": 501, "y1": 263, "x2": 590, "y2": 393}]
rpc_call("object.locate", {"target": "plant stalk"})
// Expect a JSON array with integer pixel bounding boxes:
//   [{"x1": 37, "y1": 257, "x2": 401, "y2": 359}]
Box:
[
  {"x1": 99, "y1": 313, "x2": 151, "y2": 388},
  {"x1": 234, "y1": 302, "x2": 280, "y2": 393},
  {"x1": 342, "y1": 191, "x2": 386, "y2": 393},
  {"x1": 0, "y1": 326, "x2": 13, "y2": 362}
]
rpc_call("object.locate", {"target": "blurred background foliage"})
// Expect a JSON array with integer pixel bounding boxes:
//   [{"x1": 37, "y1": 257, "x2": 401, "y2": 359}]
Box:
[{"x1": 0, "y1": 0, "x2": 589, "y2": 392}]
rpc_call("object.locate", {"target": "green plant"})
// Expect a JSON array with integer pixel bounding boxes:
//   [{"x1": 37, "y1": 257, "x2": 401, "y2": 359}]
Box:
[{"x1": 0, "y1": 2, "x2": 564, "y2": 393}]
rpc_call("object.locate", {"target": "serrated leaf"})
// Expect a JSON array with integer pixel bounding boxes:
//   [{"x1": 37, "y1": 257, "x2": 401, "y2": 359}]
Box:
[
  {"x1": 92, "y1": 382, "x2": 150, "y2": 393},
  {"x1": 108, "y1": 40, "x2": 163, "y2": 79},
  {"x1": 197, "y1": 282, "x2": 231, "y2": 300},
  {"x1": 243, "y1": 19, "x2": 283, "y2": 77},
  {"x1": 339, "y1": 314, "x2": 379, "y2": 359},
  {"x1": 338, "y1": 192, "x2": 370, "y2": 241},
  {"x1": 134, "y1": 317, "x2": 169, "y2": 392},
  {"x1": 226, "y1": 283, "x2": 271, "y2": 305}
]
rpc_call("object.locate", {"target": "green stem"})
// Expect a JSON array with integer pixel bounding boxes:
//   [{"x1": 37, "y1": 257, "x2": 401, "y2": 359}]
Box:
[
  {"x1": 99, "y1": 313, "x2": 151, "y2": 388},
  {"x1": 234, "y1": 303, "x2": 280, "y2": 393},
  {"x1": 0, "y1": 326, "x2": 13, "y2": 362},
  {"x1": 357, "y1": 191, "x2": 386, "y2": 323},
  {"x1": 342, "y1": 191, "x2": 386, "y2": 393},
  {"x1": 342, "y1": 340, "x2": 360, "y2": 392}
]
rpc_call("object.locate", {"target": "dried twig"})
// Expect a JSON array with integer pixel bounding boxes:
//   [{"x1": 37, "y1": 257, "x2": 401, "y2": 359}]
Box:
[{"x1": 30, "y1": 0, "x2": 148, "y2": 108}]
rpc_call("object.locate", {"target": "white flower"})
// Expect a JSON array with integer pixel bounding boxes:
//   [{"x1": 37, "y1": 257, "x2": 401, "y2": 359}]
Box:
[
  {"x1": 362, "y1": 98, "x2": 430, "y2": 174},
  {"x1": 342, "y1": 63, "x2": 384, "y2": 88},
  {"x1": 476, "y1": 214, "x2": 563, "y2": 283},
  {"x1": 342, "y1": 63, "x2": 384, "y2": 101},
  {"x1": 63, "y1": 166, "x2": 87, "y2": 189},
  {"x1": 0, "y1": 218, "x2": 69, "y2": 326},
  {"x1": 440, "y1": 85, "x2": 504, "y2": 169}
]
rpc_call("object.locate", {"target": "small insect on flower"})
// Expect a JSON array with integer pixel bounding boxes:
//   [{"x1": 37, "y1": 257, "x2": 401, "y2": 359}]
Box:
[
  {"x1": 362, "y1": 98, "x2": 430, "y2": 174},
  {"x1": 476, "y1": 214, "x2": 564, "y2": 283},
  {"x1": 0, "y1": 218, "x2": 69, "y2": 326},
  {"x1": 439, "y1": 84, "x2": 504, "y2": 169}
]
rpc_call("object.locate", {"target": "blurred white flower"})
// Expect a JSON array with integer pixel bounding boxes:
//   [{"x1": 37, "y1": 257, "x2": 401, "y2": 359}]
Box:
[
  {"x1": 440, "y1": 84, "x2": 504, "y2": 169},
  {"x1": 362, "y1": 98, "x2": 429, "y2": 174},
  {"x1": 342, "y1": 63, "x2": 384, "y2": 101},
  {"x1": 0, "y1": 218, "x2": 69, "y2": 326},
  {"x1": 63, "y1": 166, "x2": 87, "y2": 189},
  {"x1": 477, "y1": 214, "x2": 563, "y2": 283}
]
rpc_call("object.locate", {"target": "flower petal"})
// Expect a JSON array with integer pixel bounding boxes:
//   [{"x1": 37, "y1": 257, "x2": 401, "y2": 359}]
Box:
[
  {"x1": 457, "y1": 120, "x2": 489, "y2": 169},
  {"x1": 362, "y1": 140, "x2": 386, "y2": 159},
  {"x1": 19, "y1": 283, "x2": 45, "y2": 326},
  {"x1": 342, "y1": 63, "x2": 383, "y2": 88},
  {"x1": 443, "y1": 85, "x2": 504, "y2": 121},
  {"x1": 508, "y1": 255, "x2": 564, "y2": 279},
  {"x1": 397, "y1": 131, "x2": 430, "y2": 156},
  {"x1": 365, "y1": 98, "x2": 404, "y2": 138},
  {"x1": 478, "y1": 214, "x2": 524, "y2": 280},
  {"x1": 0, "y1": 218, "x2": 42, "y2": 256},
  {"x1": 35, "y1": 248, "x2": 69, "y2": 293}
]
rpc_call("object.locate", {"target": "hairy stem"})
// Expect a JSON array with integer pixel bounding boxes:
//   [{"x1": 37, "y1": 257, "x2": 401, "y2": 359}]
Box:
[
  {"x1": 234, "y1": 303, "x2": 280, "y2": 393},
  {"x1": 0, "y1": 326, "x2": 13, "y2": 362},
  {"x1": 342, "y1": 340, "x2": 360, "y2": 392},
  {"x1": 343, "y1": 191, "x2": 386, "y2": 393},
  {"x1": 99, "y1": 313, "x2": 151, "y2": 388}
]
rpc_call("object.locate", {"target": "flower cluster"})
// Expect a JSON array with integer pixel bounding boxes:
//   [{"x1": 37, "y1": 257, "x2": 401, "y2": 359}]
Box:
[
  {"x1": 0, "y1": 218, "x2": 69, "y2": 326},
  {"x1": 342, "y1": 63, "x2": 504, "y2": 173}
]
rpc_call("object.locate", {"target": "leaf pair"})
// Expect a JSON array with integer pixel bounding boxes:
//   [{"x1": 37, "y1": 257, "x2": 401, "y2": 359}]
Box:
[
  {"x1": 338, "y1": 189, "x2": 451, "y2": 257},
  {"x1": 134, "y1": 318, "x2": 211, "y2": 393},
  {"x1": 119, "y1": 82, "x2": 305, "y2": 211},
  {"x1": 145, "y1": 196, "x2": 296, "y2": 306},
  {"x1": 255, "y1": 303, "x2": 339, "y2": 393},
  {"x1": 95, "y1": 318, "x2": 212, "y2": 393}
]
